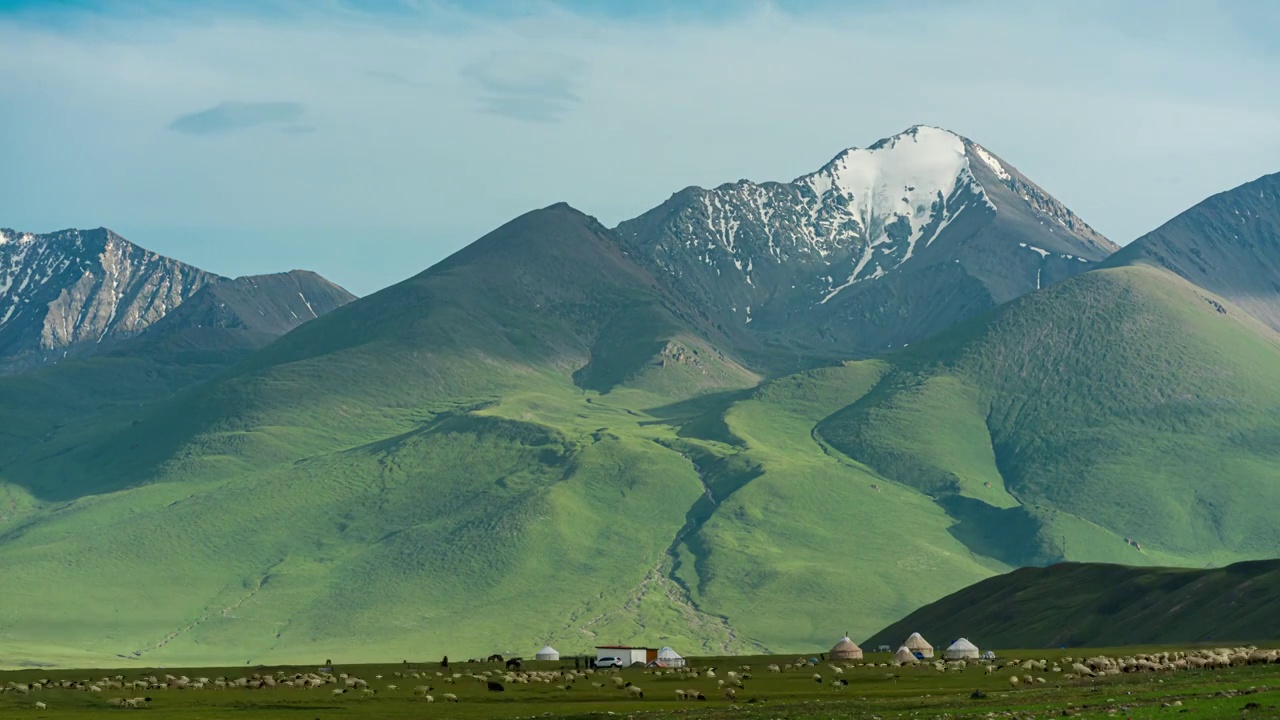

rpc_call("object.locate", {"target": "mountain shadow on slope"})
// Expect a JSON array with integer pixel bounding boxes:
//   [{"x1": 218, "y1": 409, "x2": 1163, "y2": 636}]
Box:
[
  {"x1": 864, "y1": 559, "x2": 1280, "y2": 649},
  {"x1": 120, "y1": 270, "x2": 356, "y2": 363},
  {"x1": 0, "y1": 273, "x2": 354, "y2": 502}
]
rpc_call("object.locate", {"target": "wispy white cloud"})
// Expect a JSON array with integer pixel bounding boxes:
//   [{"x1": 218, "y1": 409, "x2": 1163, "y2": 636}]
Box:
[
  {"x1": 460, "y1": 50, "x2": 582, "y2": 123},
  {"x1": 169, "y1": 101, "x2": 307, "y2": 135},
  {"x1": 0, "y1": 1, "x2": 1278, "y2": 293}
]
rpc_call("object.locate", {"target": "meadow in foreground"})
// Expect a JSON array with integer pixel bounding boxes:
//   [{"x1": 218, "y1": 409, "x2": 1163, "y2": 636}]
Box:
[{"x1": 3, "y1": 646, "x2": 1279, "y2": 719}]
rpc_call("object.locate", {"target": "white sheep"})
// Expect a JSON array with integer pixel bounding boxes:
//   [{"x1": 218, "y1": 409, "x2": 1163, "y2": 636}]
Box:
[
  {"x1": 443, "y1": 692, "x2": 459, "y2": 702},
  {"x1": 624, "y1": 685, "x2": 643, "y2": 698},
  {"x1": 35, "y1": 702, "x2": 47, "y2": 710},
  {"x1": 425, "y1": 695, "x2": 434, "y2": 703}
]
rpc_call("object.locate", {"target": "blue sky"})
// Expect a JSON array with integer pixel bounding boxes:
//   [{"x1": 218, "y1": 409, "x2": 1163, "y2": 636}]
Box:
[{"x1": 2, "y1": 0, "x2": 1280, "y2": 294}]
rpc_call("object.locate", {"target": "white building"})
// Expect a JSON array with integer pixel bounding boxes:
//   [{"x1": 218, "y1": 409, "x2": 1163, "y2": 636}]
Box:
[{"x1": 595, "y1": 645, "x2": 652, "y2": 666}]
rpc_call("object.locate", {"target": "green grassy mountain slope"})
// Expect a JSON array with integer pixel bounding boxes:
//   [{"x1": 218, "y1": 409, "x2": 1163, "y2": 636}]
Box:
[
  {"x1": 4, "y1": 190, "x2": 1280, "y2": 668},
  {"x1": 818, "y1": 263, "x2": 1280, "y2": 569},
  {"x1": 0, "y1": 204, "x2": 776, "y2": 665},
  {"x1": 865, "y1": 559, "x2": 1280, "y2": 649},
  {"x1": 0, "y1": 204, "x2": 1007, "y2": 667}
]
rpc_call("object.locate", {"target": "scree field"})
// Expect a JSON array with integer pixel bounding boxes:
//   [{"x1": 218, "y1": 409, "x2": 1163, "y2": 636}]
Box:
[{"x1": 4, "y1": 647, "x2": 1280, "y2": 719}]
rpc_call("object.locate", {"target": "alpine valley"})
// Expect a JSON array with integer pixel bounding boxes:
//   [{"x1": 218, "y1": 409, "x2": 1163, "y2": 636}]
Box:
[{"x1": 3, "y1": 126, "x2": 1279, "y2": 667}]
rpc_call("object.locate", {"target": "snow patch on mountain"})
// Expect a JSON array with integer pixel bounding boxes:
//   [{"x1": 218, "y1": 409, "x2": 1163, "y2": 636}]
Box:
[
  {"x1": 807, "y1": 126, "x2": 996, "y2": 301},
  {"x1": 1019, "y1": 242, "x2": 1051, "y2": 258},
  {"x1": 806, "y1": 126, "x2": 974, "y2": 256},
  {"x1": 972, "y1": 143, "x2": 1011, "y2": 181}
]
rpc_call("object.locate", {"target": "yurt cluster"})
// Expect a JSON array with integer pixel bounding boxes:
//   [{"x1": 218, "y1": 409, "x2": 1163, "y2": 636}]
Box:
[
  {"x1": 829, "y1": 632, "x2": 992, "y2": 662},
  {"x1": 525, "y1": 644, "x2": 687, "y2": 668},
  {"x1": 530, "y1": 634, "x2": 983, "y2": 668}
]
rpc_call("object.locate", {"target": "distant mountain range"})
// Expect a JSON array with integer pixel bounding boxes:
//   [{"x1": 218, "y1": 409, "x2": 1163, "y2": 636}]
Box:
[
  {"x1": 0, "y1": 227, "x2": 354, "y2": 373},
  {"x1": 1, "y1": 127, "x2": 1278, "y2": 667}
]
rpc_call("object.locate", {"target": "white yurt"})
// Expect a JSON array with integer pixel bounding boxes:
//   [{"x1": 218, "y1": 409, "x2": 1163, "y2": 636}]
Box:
[
  {"x1": 828, "y1": 635, "x2": 864, "y2": 661},
  {"x1": 893, "y1": 645, "x2": 918, "y2": 664},
  {"x1": 656, "y1": 646, "x2": 686, "y2": 668},
  {"x1": 944, "y1": 637, "x2": 980, "y2": 660},
  {"x1": 903, "y1": 632, "x2": 934, "y2": 658},
  {"x1": 535, "y1": 645, "x2": 560, "y2": 661}
]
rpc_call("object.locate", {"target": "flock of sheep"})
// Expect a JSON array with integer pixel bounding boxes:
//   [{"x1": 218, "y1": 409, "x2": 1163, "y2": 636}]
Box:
[
  {"x1": 869, "y1": 645, "x2": 1280, "y2": 689},
  {"x1": 0, "y1": 665, "x2": 655, "y2": 708},
  {"x1": 2, "y1": 645, "x2": 1276, "y2": 710}
]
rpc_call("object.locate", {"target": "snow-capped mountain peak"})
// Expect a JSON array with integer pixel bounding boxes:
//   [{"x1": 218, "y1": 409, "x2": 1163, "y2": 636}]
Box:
[
  {"x1": 800, "y1": 125, "x2": 995, "y2": 301},
  {"x1": 615, "y1": 125, "x2": 1115, "y2": 355}
]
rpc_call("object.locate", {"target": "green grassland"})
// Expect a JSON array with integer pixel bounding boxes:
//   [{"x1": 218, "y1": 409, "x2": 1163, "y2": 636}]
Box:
[
  {"x1": 4, "y1": 206, "x2": 1280, "y2": 666},
  {"x1": 3, "y1": 648, "x2": 1280, "y2": 719}
]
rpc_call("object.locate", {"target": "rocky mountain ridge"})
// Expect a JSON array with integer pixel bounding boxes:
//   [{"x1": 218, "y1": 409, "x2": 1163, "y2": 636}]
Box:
[
  {"x1": 0, "y1": 227, "x2": 353, "y2": 373},
  {"x1": 0, "y1": 227, "x2": 217, "y2": 372},
  {"x1": 616, "y1": 126, "x2": 1118, "y2": 360}
]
